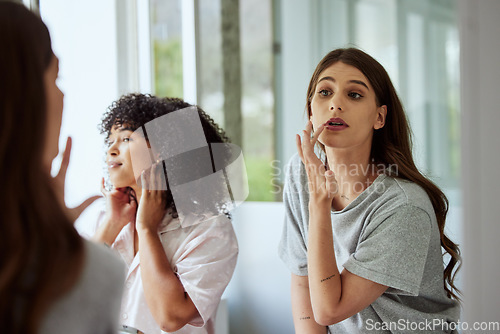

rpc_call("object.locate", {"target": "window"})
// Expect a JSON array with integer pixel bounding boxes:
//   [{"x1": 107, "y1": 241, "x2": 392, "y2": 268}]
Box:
[
  {"x1": 150, "y1": 0, "x2": 275, "y2": 201},
  {"x1": 151, "y1": 0, "x2": 183, "y2": 98}
]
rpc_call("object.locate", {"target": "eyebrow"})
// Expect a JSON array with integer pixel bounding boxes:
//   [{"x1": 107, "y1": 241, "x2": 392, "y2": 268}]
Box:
[
  {"x1": 107, "y1": 126, "x2": 134, "y2": 139},
  {"x1": 115, "y1": 126, "x2": 135, "y2": 133},
  {"x1": 318, "y1": 76, "x2": 370, "y2": 90}
]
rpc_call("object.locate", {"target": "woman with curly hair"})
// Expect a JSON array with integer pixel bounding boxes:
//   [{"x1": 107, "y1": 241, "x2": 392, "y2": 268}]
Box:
[
  {"x1": 87, "y1": 93, "x2": 238, "y2": 334},
  {"x1": 0, "y1": 2, "x2": 124, "y2": 333},
  {"x1": 279, "y1": 48, "x2": 461, "y2": 333}
]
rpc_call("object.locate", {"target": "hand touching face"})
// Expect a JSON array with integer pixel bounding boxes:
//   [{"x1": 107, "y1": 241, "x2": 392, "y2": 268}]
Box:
[
  {"x1": 309, "y1": 62, "x2": 387, "y2": 151},
  {"x1": 136, "y1": 161, "x2": 168, "y2": 233}
]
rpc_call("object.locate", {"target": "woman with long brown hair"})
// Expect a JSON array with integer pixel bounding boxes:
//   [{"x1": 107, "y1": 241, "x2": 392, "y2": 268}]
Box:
[
  {"x1": 279, "y1": 48, "x2": 461, "y2": 333},
  {"x1": 0, "y1": 2, "x2": 124, "y2": 333}
]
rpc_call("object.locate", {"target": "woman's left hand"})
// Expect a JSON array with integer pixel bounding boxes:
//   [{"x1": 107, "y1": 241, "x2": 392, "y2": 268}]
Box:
[
  {"x1": 296, "y1": 121, "x2": 338, "y2": 206},
  {"x1": 52, "y1": 137, "x2": 101, "y2": 223},
  {"x1": 136, "y1": 161, "x2": 168, "y2": 233}
]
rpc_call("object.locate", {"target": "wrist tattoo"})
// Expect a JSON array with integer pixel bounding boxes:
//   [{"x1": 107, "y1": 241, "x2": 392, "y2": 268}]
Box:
[
  {"x1": 299, "y1": 316, "x2": 311, "y2": 320},
  {"x1": 320, "y1": 274, "x2": 335, "y2": 282}
]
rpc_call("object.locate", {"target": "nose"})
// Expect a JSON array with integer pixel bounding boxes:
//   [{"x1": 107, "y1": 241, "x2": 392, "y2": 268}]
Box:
[
  {"x1": 329, "y1": 94, "x2": 344, "y2": 111},
  {"x1": 107, "y1": 141, "x2": 119, "y2": 157}
]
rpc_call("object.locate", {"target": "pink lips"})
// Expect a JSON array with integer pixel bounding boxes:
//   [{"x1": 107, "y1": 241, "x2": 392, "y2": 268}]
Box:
[
  {"x1": 324, "y1": 117, "x2": 349, "y2": 131},
  {"x1": 107, "y1": 161, "x2": 122, "y2": 168}
]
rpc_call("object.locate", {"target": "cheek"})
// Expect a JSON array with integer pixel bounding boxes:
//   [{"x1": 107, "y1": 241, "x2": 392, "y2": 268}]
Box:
[
  {"x1": 110, "y1": 155, "x2": 138, "y2": 186},
  {"x1": 129, "y1": 141, "x2": 153, "y2": 181},
  {"x1": 309, "y1": 100, "x2": 328, "y2": 128},
  {"x1": 43, "y1": 83, "x2": 64, "y2": 164},
  {"x1": 46, "y1": 85, "x2": 64, "y2": 124}
]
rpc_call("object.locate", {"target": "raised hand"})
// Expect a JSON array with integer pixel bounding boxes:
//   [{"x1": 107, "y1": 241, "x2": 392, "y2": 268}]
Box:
[
  {"x1": 296, "y1": 121, "x2": 338, "y2": 205},
  {"x1": 136, "y1": 161, "x2": 168, "y2": 233},
  {"x1": 94, "y1": 178, "x2": 137, "y2": 245},
  {"x1": 101, "y1": 178, "x2": 137, "y2": 228},
  {"x1": 52, "y1": 137, "x2": 101, "y2": 223}
]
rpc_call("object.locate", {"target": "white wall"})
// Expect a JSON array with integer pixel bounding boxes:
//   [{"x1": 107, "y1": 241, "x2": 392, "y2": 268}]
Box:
[
  {"x1": 225, "y1": 202, "x2": 294, "y2": 334},
  {"x1": 459, "y1": 0, "x2": 500, "y2": 326},
  {"x1": 40, "y1": 0, "x2": 119, "y2": 212}
]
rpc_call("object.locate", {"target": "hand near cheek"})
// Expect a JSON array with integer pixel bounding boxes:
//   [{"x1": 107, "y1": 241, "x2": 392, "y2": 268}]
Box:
[
  {"x1": 101, "y1": 178, "x2": 137, "y2": 230},
  {"x1": 93, "y1": 179, "x2": 137, "y2": 246},
  {"x1": 296, "y1": 121, "x2": 338, "y2": 205},
  {"x1": 136, "y1": 162, "x2": 168, "y2": 233}
]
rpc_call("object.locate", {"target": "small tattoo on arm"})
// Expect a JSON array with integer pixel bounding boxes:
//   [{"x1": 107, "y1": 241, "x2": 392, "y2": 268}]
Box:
[
  {"x1": 300, "y1": 316, "x2": 311, "y2": 320},
  {"x1": 320, "y1": 274, "x2": 335, "y2": 282}
]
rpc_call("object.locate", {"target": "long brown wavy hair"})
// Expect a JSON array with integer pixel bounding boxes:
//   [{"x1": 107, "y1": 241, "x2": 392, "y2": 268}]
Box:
[
  {"x1": 306, "y1": 48, "x2": 461, "y2": 301},
  {"x1": 0, "y1": 2, "x2": 84, "y2": 332}
]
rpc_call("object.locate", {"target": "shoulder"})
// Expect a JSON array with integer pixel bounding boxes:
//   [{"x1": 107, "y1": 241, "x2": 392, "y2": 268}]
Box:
[
  {"x1": 282, "y1": 153, "x2": 310, "y2": 213},
  {"x1": 357, "y1": 176, "x2": 438, "y2": 237},
  {"x1": 375, "y1": 176, "x2": 435, "y2": 217},
  {"x1": 78, "y1": 241, "x2": 125, "y2": 310},
  {"x1": 283, "y1": 153, "x2": 308, "y2": 196},
  {"x1": 285, "y1": 153, "x2": 305, "y2": 177},
  {"x1": 40, "y1": 240, "x2": 125, "y2": 334},
  {"x1": 196, "y1": 214, "x2": 237, "y2": 237},
  {"x1": 172, "y1": 214, "x2": 238, "y2": 251},
  {"x1": 82, "y1": 239, "x2": 125, "y2": 284}
]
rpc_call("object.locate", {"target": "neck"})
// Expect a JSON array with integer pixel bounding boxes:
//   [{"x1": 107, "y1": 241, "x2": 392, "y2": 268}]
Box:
[
  {"x1": 130, "y1": 184, "x2": 142, "y2": 204},
  {"x1": 324, "y1": 146, "x2": 378, "y2": 199}
]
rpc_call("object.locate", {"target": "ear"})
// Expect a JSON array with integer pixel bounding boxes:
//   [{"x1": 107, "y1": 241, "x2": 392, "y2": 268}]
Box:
[{"x1": 374, "y1": 105, "x2": 387, "y2": 130}]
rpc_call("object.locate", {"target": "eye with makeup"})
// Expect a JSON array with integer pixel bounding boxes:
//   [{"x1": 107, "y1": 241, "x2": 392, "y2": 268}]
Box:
[
  {"x1": 106, "y1": 136, "x2": 132, "y2": 147},
  {"x1": 348, "y1": 92, "x2": 363, "y2": 99},
  {"x1": 317, "y1": 88, "x2": 332, "y2": 97}
]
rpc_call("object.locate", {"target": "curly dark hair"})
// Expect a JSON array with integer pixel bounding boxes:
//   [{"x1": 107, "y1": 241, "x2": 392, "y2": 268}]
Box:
[
  {"x1": 99, "y1": 93, "x2": 231, "y2": 216},
  {"x1": 99, "y1": 93, "x2": 229, "y2": 143}
]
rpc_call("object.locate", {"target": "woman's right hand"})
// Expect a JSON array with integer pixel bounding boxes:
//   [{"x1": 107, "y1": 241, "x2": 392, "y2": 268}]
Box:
[
  {"x1": 93, "y1": 178, "x2": 137, "y2": 246},
  {"x1": 296, "y1": 121, "x2": 338, "y2": 207}
]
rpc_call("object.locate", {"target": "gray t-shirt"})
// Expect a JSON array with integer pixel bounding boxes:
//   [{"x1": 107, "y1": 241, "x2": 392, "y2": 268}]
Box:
[
  {"x1": 278, "y1": 154, "x2": 460, "y2": 334},
  {"x1": 40, "y1": 239, "x2": 125, "y2": 334}
]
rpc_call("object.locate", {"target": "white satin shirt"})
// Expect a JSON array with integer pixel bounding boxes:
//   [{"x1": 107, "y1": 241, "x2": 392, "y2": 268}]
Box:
[{"x1": 81, "y1": 207, "x2": 238, "y2": 334}]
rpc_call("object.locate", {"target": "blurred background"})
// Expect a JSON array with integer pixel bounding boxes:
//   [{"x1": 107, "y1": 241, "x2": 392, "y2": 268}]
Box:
[{"x1": 16, "y1": 0, "x2": 499, "y2": 332}]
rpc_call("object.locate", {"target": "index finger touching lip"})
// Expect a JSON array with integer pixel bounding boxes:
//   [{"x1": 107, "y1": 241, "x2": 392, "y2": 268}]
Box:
[{"x1": 312, "y1": 124, "x2": 325, "y2": 141}]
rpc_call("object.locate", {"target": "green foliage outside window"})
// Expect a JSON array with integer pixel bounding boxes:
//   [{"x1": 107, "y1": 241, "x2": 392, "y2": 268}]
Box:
[
  {"x1": 154, "y1": 38, "x2": 183, "y2": 99},
  {"x1": 153, "y1": 12, "x2": 275, "y2": 202}
]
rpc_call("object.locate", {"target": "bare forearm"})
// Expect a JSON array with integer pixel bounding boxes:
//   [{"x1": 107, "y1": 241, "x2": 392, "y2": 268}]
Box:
[
  {"x1": 307, "y1": 202, "x2": 341, "y2": 324},
  {"x1": 291, "y1": 274, "x2": 328, "y2": 334},
  {"x1": 138, "y1": 228, "x2": 197, "y2": 332},
  {"x1": 92, "y1": 218, "x2": 123, "y2": 246}
]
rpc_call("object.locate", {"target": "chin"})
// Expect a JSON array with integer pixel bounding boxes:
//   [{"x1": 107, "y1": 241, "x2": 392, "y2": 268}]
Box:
[
  {"x1": 321, "y1": 138, "x2": 349, "y2": 149},
  {"x1": 319, "y1": 133, "x2": 338, "y2": 146},
  {"x1": 109, "y1": 176, "x2": 131, "y2": 189}
]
